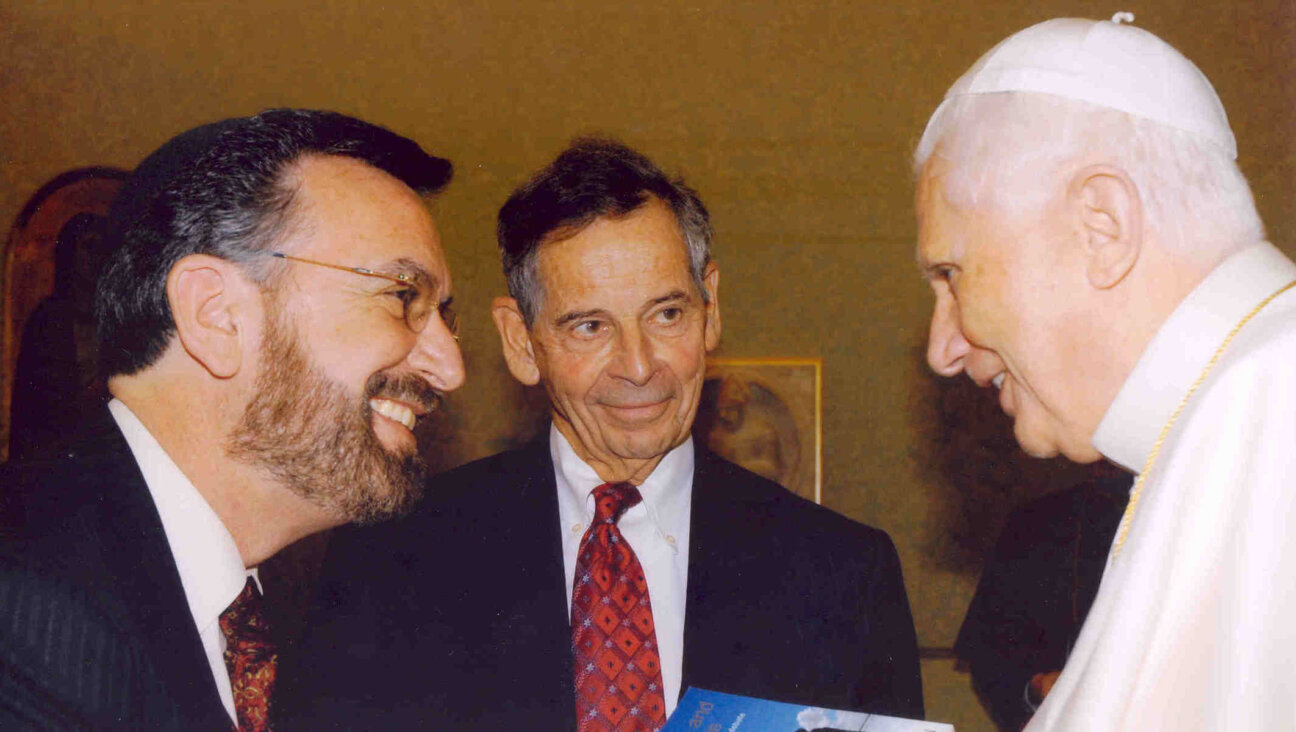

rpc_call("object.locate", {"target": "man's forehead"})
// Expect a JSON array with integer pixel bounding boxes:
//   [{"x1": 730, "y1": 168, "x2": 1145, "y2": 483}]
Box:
[
  {"x1": 915, "y1": 150, "x2": 958, "y2": 211},
  {"x1": 914, "y1": 159, "x2": 962, "y2": 267},
  {"x1": 541, "y1": 244, "x2": 691, "y2": 297},
  {"x1": 288, "y1": 156, "x2": 448, "y2": 283},
  {"x1": 536, "y1": 235, "x2": 694, "y2": 321}
]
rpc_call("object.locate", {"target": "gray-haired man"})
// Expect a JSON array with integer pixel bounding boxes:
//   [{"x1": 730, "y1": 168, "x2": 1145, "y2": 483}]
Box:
[{"x1": 916, "y1": 15, "x2": 1296, "y2": 730}]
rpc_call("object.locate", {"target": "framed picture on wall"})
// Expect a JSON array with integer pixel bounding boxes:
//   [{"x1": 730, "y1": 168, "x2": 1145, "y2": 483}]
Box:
[{"x1": 693, "y1": 358, "x2": 822, "y2": 504}]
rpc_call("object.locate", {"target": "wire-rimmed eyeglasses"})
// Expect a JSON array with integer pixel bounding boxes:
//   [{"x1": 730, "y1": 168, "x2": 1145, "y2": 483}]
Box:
[{"x1": 269, "y1": 252, "x2": 459, "y2": 339}]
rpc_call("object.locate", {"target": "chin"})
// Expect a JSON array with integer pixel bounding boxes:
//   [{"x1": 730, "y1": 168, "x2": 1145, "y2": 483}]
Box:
[
  {"x1": 607, "y1": 428, "x2": 684, "y2": 461},
  {"x1": 1014, "y1": 423, "x2": 1102, "y2": 463},
  {"x1": 1012, "y1": 421, "x2": 1062, "y2": 460},
  {"x1": 1018, "y1": 442, "x2": 1060, "y2": 460}
]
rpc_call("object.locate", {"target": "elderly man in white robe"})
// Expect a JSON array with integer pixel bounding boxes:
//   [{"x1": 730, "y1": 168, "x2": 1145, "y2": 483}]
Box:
[{"x1": 914, "y1": 14, "x2": 1296, "y2": 731}]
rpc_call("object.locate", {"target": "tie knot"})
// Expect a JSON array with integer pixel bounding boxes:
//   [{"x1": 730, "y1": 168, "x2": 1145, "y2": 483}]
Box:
[
  {"x1": 591, "y1": 482, "x2": 642, "y2": 524},
  {"x1": 220, "y1": 577, "x2": 277, "y2": 732},
  {"x1": 220, "y1": 577, "x2": 269, "y2": 642}
]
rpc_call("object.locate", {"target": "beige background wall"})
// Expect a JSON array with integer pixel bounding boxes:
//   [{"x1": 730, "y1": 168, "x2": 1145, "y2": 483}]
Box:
[{"x1": 3, "y1": 2, "x2": 1292, "y2": 729}]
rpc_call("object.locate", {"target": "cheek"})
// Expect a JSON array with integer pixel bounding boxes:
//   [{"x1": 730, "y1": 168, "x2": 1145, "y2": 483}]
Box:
[
  {"x1": 959, "y1": 267, "x2": 1036, "y2": 352},
  {"x1": 544, "y1": 353, "x2": 608, "y2": 405},
  {"x1": 325, "y1": 331, "x2": 417, "y2": 387},
  {"x1": 665, "y1": 344, "x2": 708, "y2": 399},
  {"x1": 950, "y1": 290, "x2": 996, "y2": 347}
]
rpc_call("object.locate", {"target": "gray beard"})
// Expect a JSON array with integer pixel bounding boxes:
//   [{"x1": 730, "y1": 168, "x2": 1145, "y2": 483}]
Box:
[{"x1": 226, "y1": 309, "x2": 428, "y2": 525}]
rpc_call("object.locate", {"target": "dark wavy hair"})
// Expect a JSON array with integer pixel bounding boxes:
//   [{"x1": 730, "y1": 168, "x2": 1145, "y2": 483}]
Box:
[
  {"x1": 496, "y1": 137, "x2": 712, "y2": 326},
  {"x1": 95, "y1": 108, "x2": 452, "y2": 377}
]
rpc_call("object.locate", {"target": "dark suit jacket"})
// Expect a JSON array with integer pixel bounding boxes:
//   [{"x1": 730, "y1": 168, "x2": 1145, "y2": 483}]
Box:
[
  {"x1": 954, "y1": 477, "x2": 1129, "y2": 731},
  {"x1": 0, "y1": 410, "x2": 231, "y2": 730},
  {"x1": 278, "y1": 439, "x2": 923, "y2": 729}
]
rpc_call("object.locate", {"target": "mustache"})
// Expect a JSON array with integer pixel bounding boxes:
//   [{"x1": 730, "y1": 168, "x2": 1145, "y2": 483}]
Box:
[{"x1": 365, "y1": 371, "x2": 442, "y2": 414}]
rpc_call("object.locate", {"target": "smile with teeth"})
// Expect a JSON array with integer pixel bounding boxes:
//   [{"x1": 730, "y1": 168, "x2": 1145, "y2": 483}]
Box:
[
  {"x1": 369, "y1": 398, "x2": 417, "y2": 430},
  {"x1": 992, "y1": 373, "x2": 1006, "y2": 389}
]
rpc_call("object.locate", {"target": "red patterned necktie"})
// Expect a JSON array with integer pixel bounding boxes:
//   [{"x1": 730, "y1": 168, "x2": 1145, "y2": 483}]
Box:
[
  {"x1": 572, "y1": 482, "x2": 667, "y2": 732},
  {"x1": 220, "y1": 577, "x2": 277, "y2": 732}
]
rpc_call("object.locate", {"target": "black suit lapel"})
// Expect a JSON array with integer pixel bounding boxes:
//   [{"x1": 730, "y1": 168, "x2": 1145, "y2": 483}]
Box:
[
  {"x1": 681, "y1": 450, "x2": 798, "y2": 703},
  {"x1": 83, "y1": 411, "x2": 231, "y2": 728},
  {"x1": 503, "y1": 438, "x2": 577, "y2": 713},
  {"x1": 680, "y1": 449, "x2": 747, "y2": 698},
  {"x1": 442, "y1": 437, "x2": 577, "y2": 729}
]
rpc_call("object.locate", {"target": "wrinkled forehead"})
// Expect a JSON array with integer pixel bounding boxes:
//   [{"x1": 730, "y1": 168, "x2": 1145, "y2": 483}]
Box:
[
  {"x1": 916, "y1": 133, "x2": 1005, "y2": 218},
  {"x1": 914, "y1": 154, "x2": 947, "y2": 210},
  {"x1": 914, "y1": 154, "x2": 990, "y2": 268},
  {"x1": 536, "y1": 204, "x2": 694, "y2": 300},
  {"x1": 914, "y1": 156, "x2": 957, "y2": 234}
]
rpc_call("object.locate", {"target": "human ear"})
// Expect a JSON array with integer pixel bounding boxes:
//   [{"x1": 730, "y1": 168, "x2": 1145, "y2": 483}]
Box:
[
  {"x1": 167, "y1": 254, "x2": 257, "y2": 379},
  {"x1": 701, "y1": 263, "x2": 722, "y2": 351},
  {"x1": 491, "y1": 296, "x2": 541, "y2": 386},
  {"x1": 1070, "y1": 165, "x2": 1142, "y2": 289}
]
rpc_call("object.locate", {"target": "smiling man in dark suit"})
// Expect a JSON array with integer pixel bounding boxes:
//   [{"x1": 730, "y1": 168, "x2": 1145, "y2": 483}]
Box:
[
  {"x1": 278, "y1": 138, "x2": 923, "y2": 731},
  {"x1": 0, "y1": 109, "x2": 465, "y2": 730}
]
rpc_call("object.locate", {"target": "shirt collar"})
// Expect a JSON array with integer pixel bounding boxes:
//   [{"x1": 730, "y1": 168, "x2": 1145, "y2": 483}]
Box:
[
  {"x1": 550, "y1": 424, "x2": 693, "y2": 538},
  {"x1": 1094, "y1": 242, "x2": 1296, "y2": 471},
  {"x1": 108, "y1": 399, "x2": 254, "y2": 632}
]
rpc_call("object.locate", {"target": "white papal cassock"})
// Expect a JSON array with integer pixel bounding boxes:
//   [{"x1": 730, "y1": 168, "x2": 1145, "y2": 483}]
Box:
[{"x1": 1027, "y1": 242, "x2": 1296, "y2": 731}]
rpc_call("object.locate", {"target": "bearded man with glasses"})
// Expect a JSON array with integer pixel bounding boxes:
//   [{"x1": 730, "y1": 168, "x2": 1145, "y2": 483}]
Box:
[{"x1": 0, "y1": 109, "x2": 464, "y2": 730}]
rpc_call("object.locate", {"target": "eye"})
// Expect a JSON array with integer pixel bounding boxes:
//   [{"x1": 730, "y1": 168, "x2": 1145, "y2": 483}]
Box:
[
  {"x1": 653, "y1": 306, "x2": 685, "y2": 326},
  {"x1": 385, "y1": 285, "x2": 438, "y2": 332},
  {"x1": 571, "y1": 319, "x2": 606, "y2": 338},
  {"x1": 927, "y1": 265, "x2": 959, "y2": 293},
  {"x1": 387, "y1": 286, "x2": 419, "y2": 307}
]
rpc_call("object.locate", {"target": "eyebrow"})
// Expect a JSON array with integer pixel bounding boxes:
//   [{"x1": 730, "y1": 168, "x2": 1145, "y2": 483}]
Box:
[
  {"x1": 554, "y1": 307, "x2": 607, "y2": 327},
  {"x1": 647, "y1": 290, "x2": 690, "y2": 308},
  {"x1": 552, "y1": 290, "x2": 692, "y2": 327},
  {"x1": 377, "y1": 257, "x2": 438, "y2": 290}
]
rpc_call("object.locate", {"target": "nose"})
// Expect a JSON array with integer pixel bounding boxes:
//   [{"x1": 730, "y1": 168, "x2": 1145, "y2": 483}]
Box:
[
  {"x1": 926, "y1": 292, "x2": 970, "y2": 378},
  {"x1": 405, "y1": 313, "x2": 465, "y2": 393},
  {"x1": 610, "y1": 327, "x2": 655, "y2": 386}
]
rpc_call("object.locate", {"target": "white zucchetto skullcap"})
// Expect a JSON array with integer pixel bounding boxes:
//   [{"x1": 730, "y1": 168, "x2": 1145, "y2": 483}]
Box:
[{"x1": 924, "y1": 13, "x2": 1237, "y2": 159}]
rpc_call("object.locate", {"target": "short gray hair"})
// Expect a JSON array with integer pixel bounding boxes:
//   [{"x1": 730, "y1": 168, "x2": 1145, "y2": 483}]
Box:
[{"x1": 915, "y1": 92, "x2": 1264, "y2": 259}]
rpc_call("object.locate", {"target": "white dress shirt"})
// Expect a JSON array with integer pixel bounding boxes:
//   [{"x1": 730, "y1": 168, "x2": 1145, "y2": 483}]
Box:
[
  {"x1": 1028, "y1": 242, "x2": 1296, "y2": 730},
  {"x1": 108, "y1": 399, "x2": 254, "y2": 725},
  {"x1": 552, "y1": 425, "x2": 693, "y2": 718}
]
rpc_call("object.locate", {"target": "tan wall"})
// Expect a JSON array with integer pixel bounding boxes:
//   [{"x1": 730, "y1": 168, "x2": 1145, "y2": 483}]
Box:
[{"x1": 3, "y1": 2, "x2": 1292, "y2": 729}]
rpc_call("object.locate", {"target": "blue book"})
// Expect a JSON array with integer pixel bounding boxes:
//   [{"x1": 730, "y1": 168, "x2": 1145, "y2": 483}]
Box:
[{"x1": 662, "y1": 687, "x2": 954, "y2": 732}]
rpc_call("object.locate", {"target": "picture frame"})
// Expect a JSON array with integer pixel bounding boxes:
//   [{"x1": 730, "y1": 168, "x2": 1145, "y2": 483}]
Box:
[{"x1": 693, "y1": 358, "x2": 822, "y2": 504}]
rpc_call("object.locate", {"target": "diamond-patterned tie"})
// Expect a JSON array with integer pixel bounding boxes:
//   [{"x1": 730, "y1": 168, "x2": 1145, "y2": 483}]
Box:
[
  {"x1": 572, "y1": 482, "x2": 667, "y2": 732},
  {"x1": 220, "y1": 577, "x2": 277, "y2": 732}
]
